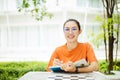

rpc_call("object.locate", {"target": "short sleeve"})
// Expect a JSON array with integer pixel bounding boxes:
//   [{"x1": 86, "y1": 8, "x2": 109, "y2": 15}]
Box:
[{"x1": 86, "y1": 43, "x2": 97, "y2": 63}]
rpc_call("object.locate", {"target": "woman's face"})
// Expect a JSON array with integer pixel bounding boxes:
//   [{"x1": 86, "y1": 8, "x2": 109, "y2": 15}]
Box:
[{"x1": 63, "y1": 21, "x2": 81, "y2": 43}]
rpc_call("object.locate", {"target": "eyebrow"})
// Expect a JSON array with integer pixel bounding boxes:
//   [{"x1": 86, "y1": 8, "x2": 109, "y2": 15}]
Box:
[{"x1": 64, "y1": 26, "x2": 77, "y2": 28}]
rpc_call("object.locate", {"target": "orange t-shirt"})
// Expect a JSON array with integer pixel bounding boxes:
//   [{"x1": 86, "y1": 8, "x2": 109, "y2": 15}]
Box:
[{"x1": 46, "y1": 42, "x2": 97, "y2": 71}]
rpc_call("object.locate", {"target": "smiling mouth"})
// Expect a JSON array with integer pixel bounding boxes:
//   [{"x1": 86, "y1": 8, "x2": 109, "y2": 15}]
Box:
[{"x1": 67, "y1": 35, "x2": 75, "y2": 39}]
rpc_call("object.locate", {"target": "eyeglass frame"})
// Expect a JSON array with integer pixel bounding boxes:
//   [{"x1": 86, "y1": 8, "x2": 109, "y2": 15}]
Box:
[{"x1": 63, "y1": 27, "x2": 78, "y2": 33}]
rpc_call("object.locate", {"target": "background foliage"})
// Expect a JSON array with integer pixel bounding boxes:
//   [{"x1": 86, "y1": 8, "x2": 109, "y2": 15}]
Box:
[
  {"x1": 0, "y1": 61, "x2": 120, "y2": 80},
  {"x1": 99, "y1": 59, "x2": 120, "y2": 73},
  {"x1": 18, "y1": 0, "x2": 53, "y2": 21},
  {"x1": 0, "y1": 61, "x2": 47, "y2": 80}
]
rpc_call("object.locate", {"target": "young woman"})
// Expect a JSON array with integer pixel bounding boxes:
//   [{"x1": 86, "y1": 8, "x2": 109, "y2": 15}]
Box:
[{"x1": 47, "y1": 19, "x2": 99, "y2": 73}]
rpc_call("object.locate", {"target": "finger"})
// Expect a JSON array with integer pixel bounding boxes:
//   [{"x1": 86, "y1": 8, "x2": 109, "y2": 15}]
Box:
[
  {"x1": 61, "y1": 64, "x2": 64, "y2": 70},
  {"x1": 53, "y1": 58, "x2": 59, "y2": 65},
  {"x1": 66, "y1": 62, "x2": 72, "y2": 67},
  {"x1": 53, "y1": 61, "x2": 61, "y2": 66},
  {"x1": 61, "y1": 64, "x2": 67, "y2": 70},
  {"x1": 53, "y1": 58, "x2": 63, "y2": 66}
]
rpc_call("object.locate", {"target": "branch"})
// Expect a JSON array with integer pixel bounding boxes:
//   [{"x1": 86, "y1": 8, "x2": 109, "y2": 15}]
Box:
[
  {"x1": 105, "y1": 0, "x2": 110, "y2": 17},
  {"x1": 102, "y1": 0, "x2": 107, "y2": 9},
  {"x1": 110, "y1": 0, "x2": 115, "y2": 15}
]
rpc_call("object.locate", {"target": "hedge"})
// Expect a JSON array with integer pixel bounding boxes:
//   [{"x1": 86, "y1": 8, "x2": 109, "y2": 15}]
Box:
[
  {"x1": 0, "y1": 61, "x2": 48, "y2": 80},
  {"x1": 0, "y1": 60, "x2": 120, "y2": 80}
]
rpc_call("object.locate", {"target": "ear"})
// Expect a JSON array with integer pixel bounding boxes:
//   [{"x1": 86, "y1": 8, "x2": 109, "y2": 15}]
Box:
[{"x1": 79, "y1": 30, "x2": 82, "y2": 34}]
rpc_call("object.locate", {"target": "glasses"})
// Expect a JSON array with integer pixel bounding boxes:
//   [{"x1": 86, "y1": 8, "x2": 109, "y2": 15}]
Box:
[{"x1": 64, "y1": 27, "x2": 78, "y2": 33}]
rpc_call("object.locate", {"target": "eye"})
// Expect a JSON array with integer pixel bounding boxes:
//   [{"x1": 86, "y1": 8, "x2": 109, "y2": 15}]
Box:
[
  {"x1": 72, "y1": 27, "x2": 77, "y2": 31},
  {"x1": 64, "y1": 28, "x2": 69, "y2": 31}
]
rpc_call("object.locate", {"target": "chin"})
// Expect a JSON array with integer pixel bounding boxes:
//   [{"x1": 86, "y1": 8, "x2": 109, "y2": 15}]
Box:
[{"x1": 67, "y1": 39, "x2": 76, "y2": 43}]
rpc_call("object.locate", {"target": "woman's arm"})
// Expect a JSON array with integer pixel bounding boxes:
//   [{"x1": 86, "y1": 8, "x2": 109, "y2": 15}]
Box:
[
  {"x1": 77, "y1": 61, "x2": 99, "y2": 73},
  {"x1": 61, "y1": 61, "x2": 99, "y2": 73}
]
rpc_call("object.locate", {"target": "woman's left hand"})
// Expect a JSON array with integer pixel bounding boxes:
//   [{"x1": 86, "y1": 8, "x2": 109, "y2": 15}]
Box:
[{"x1": 61, "y1": 61, "x2": 76, "y2": 72}]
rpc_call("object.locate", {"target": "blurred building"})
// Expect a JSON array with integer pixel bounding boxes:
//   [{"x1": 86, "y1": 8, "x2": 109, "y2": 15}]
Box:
[{"x1": 0, "y1": 0, "x2": 119, "y2": 61}]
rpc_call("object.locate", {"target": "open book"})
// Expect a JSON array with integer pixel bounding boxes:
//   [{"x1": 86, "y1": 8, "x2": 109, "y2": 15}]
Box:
[
  {"x1": 73, "y1": 58, "x2": 89, "y2": 68},
  {"x1": 49, "y1": 59, "x2": 89, "y2": 72}
]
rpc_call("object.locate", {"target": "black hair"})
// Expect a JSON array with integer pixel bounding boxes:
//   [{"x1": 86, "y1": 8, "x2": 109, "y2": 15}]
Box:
[{"x1": 63, "y1": 19, "x2": 81, "y2": 31}]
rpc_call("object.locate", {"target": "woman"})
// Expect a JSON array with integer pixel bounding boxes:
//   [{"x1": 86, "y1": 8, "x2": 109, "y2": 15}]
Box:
[{"x1": 47, "y1": 19, "x2": 99, "y2": 73}]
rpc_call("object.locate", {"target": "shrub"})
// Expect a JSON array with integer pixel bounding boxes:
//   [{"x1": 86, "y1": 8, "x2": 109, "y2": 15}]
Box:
[
  {"x1": 1, "y1": 60, "x2": 120, "y2": 80},
  {"x1": 0, "y1": 61, "x2": 48, "y2": 80},
  {"x1": 98, "y1": 59, "x2": 120, "y2": 73}
]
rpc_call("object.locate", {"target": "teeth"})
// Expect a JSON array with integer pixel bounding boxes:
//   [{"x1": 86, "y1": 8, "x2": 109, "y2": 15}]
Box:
[{"x1": 68, "y1": 36, "x2": 74, "y2": 39}]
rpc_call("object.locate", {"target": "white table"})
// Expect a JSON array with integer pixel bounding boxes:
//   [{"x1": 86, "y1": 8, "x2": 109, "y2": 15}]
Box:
[{"x1": 18, "y1": 71, "x2": 109, "y2": 80}]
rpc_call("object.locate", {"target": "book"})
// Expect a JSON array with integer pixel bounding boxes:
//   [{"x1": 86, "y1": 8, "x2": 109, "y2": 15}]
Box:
[
  {"x1": 73, "y1": 59, "x2": 89, "y2": 68},
  {"x1": 49, "y1": 66, "x2": 64, "y2": 72},
  {"x1": 49, "y1": 59, "x2": 89, "y2": 72}
]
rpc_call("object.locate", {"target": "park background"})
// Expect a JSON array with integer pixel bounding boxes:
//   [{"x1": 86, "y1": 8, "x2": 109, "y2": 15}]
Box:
[
  {"x1": 0, "y1": 0, "x2": 119, "y2": 62},
  {"x1": 0, "y1": 0, "x2": 120, "y2": 80}
]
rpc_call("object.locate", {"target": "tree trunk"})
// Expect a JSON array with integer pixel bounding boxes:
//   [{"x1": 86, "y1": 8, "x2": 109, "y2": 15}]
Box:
[
  {"x1": 102, "y1": 0, "x2": 115, "y2": 74},
  {"x1": 108, "y1": 35, "x2": 114, "y2": 71},
  {"x1": 107, "y1": 14, "x2": 114, "y2": 73}
]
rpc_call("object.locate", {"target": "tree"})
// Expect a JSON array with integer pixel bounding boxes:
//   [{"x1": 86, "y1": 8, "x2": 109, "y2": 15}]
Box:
[
  {"x1": 18, "y1": 0, "x2": 53, "y2": 21},
  {"x1": 102, "y1": 0, "x2": 120, "y2": 74},
  {"x1": 89, "y1": 0, "x2": 120, "y2": 74}
]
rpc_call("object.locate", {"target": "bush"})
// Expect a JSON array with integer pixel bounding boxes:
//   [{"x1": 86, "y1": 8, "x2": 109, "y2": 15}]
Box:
[
  {"x1": 0, "y1": 61, "x2": 48, "y2": 80},
  {"x1": 98, "y1": 59, "x2": 120, "y2": 73},
  {"x1": 1, "y1": 60, "x2": 120, "y2": 80}
]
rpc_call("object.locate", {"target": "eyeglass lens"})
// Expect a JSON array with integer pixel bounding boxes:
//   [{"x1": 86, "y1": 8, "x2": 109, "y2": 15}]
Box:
[{"x1": 64, "y1": 27, "x2": 77, "y2": 33}]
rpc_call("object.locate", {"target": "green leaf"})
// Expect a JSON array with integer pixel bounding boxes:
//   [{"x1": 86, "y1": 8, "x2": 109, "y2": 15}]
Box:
[
  {"x1": 22, "y1": 0, "x2": 30, "y2": 8},
  {"x1": 18, "y1": 0, "x2": 53, "y2": 21}
]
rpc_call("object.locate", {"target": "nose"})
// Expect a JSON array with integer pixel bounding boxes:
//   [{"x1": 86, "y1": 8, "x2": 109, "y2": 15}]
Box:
[{"x1": 69, "y1": 29, "x2": 73, "y2": 34}]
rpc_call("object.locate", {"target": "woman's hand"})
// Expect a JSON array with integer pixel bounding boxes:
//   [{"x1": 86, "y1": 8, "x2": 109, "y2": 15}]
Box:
[
  {"x1": 61, "y1": 61, "x2": 76, "y2": 73},
  {"x1": 53, "y1": 58, "x2": 63, "y2": 66}
]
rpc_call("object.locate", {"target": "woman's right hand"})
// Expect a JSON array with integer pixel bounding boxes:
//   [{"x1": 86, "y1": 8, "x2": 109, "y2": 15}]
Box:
[
  {"x1": 53, "y1": 58, "x2": 63, "y2": 66},
  {"x1": 61, "y1": 61, "x2": 76, "y2": 72}
]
